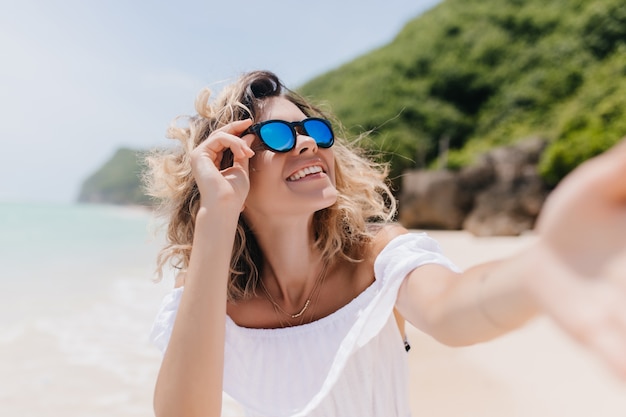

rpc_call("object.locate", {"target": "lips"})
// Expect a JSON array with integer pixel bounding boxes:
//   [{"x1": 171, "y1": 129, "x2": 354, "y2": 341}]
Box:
[{"x1": 287, "y1": 165, "x2": 324, "y2": 181}]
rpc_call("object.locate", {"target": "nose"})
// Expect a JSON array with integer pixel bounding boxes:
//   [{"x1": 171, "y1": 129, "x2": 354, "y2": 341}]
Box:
[{"x1": 293, "y1": 131, "x2": 318, "y2": 155}]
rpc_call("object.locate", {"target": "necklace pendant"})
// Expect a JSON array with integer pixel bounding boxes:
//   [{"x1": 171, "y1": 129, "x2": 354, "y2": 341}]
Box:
[{"x1": 290, "y1": 299, "x2": 311, "y2": 318}]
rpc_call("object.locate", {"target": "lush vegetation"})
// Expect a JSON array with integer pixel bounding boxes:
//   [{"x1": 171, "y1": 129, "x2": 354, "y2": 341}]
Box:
[
  {"x1": 299, "y1": 0, "x2": 626, "y2": 186},
  {"x1": 80, "y1": 0, "x2": 626, "y2": 204},
  {"x1": 78, "y1": 148, "x2": 151, "y2": 205}
]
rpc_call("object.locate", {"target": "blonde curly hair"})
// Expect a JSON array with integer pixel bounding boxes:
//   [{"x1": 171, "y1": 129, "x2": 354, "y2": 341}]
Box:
[{"x1": 144, "y1": 70, "x2": 396, "y2": 301}]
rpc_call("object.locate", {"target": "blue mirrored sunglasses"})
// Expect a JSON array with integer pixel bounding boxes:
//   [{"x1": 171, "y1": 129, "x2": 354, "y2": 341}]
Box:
[{"x1": 242, "y1": 118, "x2": 334, "y2": 153}]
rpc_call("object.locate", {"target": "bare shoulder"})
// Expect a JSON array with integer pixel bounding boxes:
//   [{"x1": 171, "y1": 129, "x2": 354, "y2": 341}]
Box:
[{"x1": 368, "y1": 223, "x2": 409, "y2": 260}]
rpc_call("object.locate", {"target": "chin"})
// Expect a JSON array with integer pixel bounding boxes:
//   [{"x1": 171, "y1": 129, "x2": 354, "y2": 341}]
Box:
[{"x1": 317, "y1": 188, "x2": 339, "y2": 210}]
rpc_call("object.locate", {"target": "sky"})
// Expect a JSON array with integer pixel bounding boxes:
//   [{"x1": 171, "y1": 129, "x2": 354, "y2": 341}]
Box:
[{"x1": 0, "y1": 0, "x2": 441, "y2": 204}]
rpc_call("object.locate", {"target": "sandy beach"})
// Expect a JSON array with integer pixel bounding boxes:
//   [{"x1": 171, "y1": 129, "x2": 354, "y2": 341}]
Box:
[
  {"x1": 407, "y1": 231, "x2": 626, "y2": 417},
  {"x1": 3, "y1": 215, "x2": 624, "y2": 416}
]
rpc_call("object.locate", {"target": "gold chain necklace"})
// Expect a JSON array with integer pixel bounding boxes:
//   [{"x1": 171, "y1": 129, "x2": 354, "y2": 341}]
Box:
[{"x1": 260, "y1": 261, "x2": 329, "y2": 319}]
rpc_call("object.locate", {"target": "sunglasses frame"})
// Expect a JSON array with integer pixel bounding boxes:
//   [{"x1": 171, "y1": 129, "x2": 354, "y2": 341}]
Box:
[{"x1": 242, "y1": 117, "x2": 335, "y2": 153}]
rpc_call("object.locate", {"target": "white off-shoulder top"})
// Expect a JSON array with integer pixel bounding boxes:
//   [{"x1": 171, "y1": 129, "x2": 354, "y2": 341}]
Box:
[{"x1": 150, "y1": 232, "x2": 459, "y2": 417}]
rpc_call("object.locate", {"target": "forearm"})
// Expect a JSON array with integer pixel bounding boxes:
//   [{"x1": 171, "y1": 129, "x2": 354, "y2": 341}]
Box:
[
  {"x1": 399, "y1": 245, "x2": 541, "y2": 347},
  {"x1": 154, "y1": 206, "x2": 239, "y2": 417}
]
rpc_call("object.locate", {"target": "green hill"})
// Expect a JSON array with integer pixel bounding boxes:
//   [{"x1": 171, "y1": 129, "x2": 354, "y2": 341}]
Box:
[
  {"x1": 77, "y1": 148, "x2": 151, "y2": 206},
  {"x1": 299, "y1": 0, "x2": 626, "y2": 186},
  {"x1": 80, "y1": 0, "x2": 626, "y2": 204}
]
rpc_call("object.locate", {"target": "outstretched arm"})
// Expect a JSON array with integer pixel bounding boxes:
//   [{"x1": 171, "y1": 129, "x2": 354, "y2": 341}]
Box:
[
  {"x1": 394, "y1": 248, "x2": 538, "y2": 347},
  {"x1": 395, "y1": 138, "x2": 626, "y2": 380}
]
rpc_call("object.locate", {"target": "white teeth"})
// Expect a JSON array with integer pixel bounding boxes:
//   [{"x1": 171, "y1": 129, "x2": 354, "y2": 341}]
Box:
[{"x1": 288, "y1": 165, "x2": 323, "y2": 181}]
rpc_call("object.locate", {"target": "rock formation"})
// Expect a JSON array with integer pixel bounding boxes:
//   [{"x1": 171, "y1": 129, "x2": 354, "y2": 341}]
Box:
[{"x1": 399, "y1": 138, "x2": 549, "y2": 236}]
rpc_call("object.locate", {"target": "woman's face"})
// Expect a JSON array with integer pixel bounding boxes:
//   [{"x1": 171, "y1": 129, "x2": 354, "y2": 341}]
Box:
[{"x1": 242, "y1": 96, "x2": 338, "y2": 222}]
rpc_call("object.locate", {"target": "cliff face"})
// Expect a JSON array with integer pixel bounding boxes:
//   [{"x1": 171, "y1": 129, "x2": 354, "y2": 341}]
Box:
[{"x1": 77, "y1": 148, "x2": 151, "y2": 206}]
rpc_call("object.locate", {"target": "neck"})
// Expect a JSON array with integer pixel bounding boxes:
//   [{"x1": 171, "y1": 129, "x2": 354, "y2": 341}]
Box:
[{"x1": 244, "y1": 212, "x2": 325, "y2": 309}]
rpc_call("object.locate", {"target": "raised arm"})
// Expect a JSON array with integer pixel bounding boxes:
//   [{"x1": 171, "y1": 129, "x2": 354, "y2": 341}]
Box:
[
  {"x1": 395, "y1": 138, "x2": 626, "y2": 379},
  {"x1": 153, "y1": 119, "x2": 254, "y2": 417}
]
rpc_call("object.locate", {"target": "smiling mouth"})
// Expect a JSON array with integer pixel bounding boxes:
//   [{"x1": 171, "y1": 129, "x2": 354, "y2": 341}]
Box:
[{"x1": 287, "y1": 165, "x2": 324, "y2": 181}]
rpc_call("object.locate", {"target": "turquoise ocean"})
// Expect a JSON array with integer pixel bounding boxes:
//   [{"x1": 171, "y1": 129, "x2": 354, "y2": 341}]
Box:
[
  {"x1": 1, "y1": 202, "x2": 243, "y2": 417},
  {"x1": 0, "y1": 203, "x2": 172, "y2": 417}
]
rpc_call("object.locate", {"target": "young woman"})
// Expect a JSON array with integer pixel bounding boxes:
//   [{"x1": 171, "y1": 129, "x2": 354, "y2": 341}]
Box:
[{"x1": 147, "y1": 70, "x2": 626, "y2": 417}]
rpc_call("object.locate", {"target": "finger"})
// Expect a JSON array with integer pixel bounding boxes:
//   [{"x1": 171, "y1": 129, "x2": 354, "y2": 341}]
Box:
[
  {"x1": 240, "y1": 129, "x2": 256, "y2": 146},
  {"x1": 200, "y1": 131, "x2": 254, "y2": 163},
  {"x1": 569, "y1": 137, "x2": 626, "y2": 203},
  {"x1": 605, "y1": 136, "x2": 626, "y2": 159},
  {"x1": 232, "y1": 151, "x2": 250, "y2": 174},
  {"x1": 214, "y1": 119, "x2": 255, "y2": 155},
  {"x1": 214, "y1": 118, "x2": 254, "y2": 137},
  {"x1": 601, "y1": 137, "x2": 626, "y2": 202},
  {"x1": 232, "y1": 137, "x2": 255, "y2": 173},
  {"x1": 233, "y1": 124, "x2": 257, "y2": 169}
]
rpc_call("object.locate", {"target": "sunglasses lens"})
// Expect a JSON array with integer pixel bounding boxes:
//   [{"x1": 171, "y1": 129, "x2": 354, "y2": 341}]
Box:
[
  {"x1": 259, "y1": 122, "x2": 294, "y2": 152},
  {"x1": 303, "y1": 119, "x2": 334, "y2": 148},
  {"x1": 254, "y1": 118, "x2": 334, "y2": 152}
]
